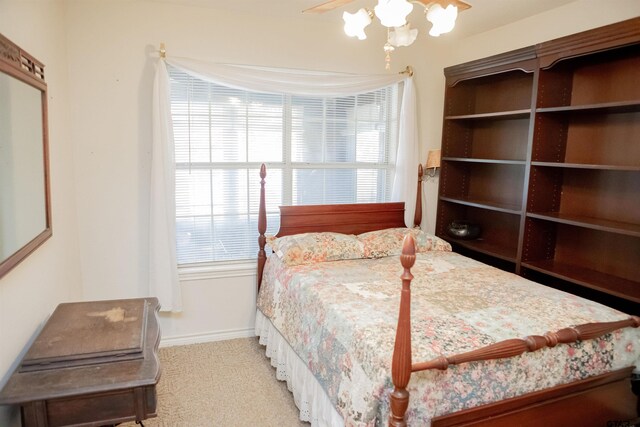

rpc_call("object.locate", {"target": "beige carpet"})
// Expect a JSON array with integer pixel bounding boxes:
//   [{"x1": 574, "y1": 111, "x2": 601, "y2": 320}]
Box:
[{"x1": 122, "y1": 338, "x2": 307, "y2": 427}]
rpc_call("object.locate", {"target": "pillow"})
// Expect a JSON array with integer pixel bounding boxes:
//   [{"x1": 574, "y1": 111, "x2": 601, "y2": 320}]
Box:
[
  {"x1": 357, "y1": 227, "x2": 452, "y2": 258},
  {"x1": 267, "y1": 232, "x2": 364, "y2": 266}
]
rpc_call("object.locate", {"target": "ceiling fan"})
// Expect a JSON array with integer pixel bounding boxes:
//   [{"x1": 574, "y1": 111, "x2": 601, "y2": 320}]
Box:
[
  {"x1": 303, "y1": 0, "x2": 471, "y2": 15},
  {"x1": 303, "y1": 0, "x2": 472, "y2": 69}
]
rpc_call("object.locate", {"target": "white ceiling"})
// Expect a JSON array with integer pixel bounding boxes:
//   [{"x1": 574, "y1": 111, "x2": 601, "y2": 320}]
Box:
[{"x1": 151, "y1": 0, "x2": 579, "y2": 38}]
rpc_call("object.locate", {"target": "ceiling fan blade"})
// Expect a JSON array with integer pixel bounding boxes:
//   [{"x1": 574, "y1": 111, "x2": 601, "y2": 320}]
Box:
[
  {"x1": 303, "y1": 0, "x2": 356, "y2": 14},
  {"x1": 414, "y1": 0, "x2": 472, "y2": 11}
]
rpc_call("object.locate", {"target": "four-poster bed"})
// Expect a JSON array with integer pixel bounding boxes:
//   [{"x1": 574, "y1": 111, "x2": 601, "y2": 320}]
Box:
[{"x1": 255, "y1": 164, "x2": 640, "y2": 426}]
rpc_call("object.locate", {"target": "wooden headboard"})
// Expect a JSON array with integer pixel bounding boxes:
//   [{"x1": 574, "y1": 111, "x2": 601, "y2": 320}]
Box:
[
  {"x1": 277, "y1": 203, "x2": 407, "y2": 237},
  {"x1": 257, "y1": 163, "x2": 424, "y2": 289}
]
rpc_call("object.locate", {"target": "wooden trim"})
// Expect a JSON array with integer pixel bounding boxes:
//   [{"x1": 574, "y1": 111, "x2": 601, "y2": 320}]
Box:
[
  {"x1": 444, "y1": 46, "x2": 537, "y2": 86},
  {"x1": 0, "y1": 32, "x2": 45, "y2": 83},
  {"x1": 537, "y1": 16, "x2": 640, "y2": 69},
  {"x1": 0, "y1": 229, "x2": 52, "y2": 279}
]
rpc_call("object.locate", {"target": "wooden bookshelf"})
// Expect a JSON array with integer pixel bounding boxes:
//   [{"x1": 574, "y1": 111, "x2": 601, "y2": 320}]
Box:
[
  {"x1": 522, "y1": 259, "x2": 640, "y2": 304},
  {"x1": 445, "y1": 110, "x2": 531, "y2": 120},
  {"x1": 444, "y1": 157, "x2": 526, "y2": 166},
  {"x1": 536, "y1": 100, "x2": 640, "y2": 114},
  {"x1": 437, "y1": 47, "x2": 535, "y2": 277},
  {"x1": 526, "y1": 212, "x2": 640, "y2": 238},
  {"x1": 436, "y1": 17, "x2": 640, "y2": 310},
  {"x1": 531, "y1": 162, "x2": 640, "y2": 172},
  {"x1": 439, "y1": 196, "x2": 521, "y2": 215},
  {"x1": 446, "y1": 237, "x2": 517, "y2": 263}
]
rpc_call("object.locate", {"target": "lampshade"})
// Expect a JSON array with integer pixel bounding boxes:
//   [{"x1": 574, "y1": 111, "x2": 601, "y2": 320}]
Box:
[
  {"x1": 343, "y1": 8, "x2": 373, "y2": 40},
  {"x1": 426, "y1": 4, "x2": 458, "y2": 37},
  {"x1": 374, "y1": 0, "x2": 413, "y2": 28},
  {"x1": 426, "y1": 149, "x2": 441, "y2": 169}
]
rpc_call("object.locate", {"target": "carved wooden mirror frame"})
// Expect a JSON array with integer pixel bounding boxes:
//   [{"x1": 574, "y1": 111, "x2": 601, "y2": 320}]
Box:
[{"x1": 0, "y1": 33, "x2": 52, "y2": 279}]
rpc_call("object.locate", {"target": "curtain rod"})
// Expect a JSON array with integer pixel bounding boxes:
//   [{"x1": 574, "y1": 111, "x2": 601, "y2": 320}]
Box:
[{"x1": 159, "y1": 42, "x2": 413, "y2": 76}]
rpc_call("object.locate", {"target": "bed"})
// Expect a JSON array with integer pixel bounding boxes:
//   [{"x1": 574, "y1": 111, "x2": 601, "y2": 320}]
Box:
[{"x1": 254, "y1": 164, "x2": 640, "y2": 426}]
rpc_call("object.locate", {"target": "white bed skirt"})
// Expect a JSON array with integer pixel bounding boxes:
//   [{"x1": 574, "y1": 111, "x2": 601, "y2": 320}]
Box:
[{"x1": 255, "y1": 309, "x2": 345, "y2": 427}]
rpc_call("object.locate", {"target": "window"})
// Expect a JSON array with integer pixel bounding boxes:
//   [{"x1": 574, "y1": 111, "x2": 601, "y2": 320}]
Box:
[{"x1": 169, "y1": 67, "x2": 400, "y2": 265}]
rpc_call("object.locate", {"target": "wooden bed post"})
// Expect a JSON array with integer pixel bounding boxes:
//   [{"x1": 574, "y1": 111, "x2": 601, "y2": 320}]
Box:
[
  {"x1": 389, "y1": 235, "x2": 416, "y2": 427},
  {"x1": 257, "y1": 164, "x2": 267, "y2": 291},
  {"x1": 414, "y1": 164, "x2": 423, "y2": 228}
]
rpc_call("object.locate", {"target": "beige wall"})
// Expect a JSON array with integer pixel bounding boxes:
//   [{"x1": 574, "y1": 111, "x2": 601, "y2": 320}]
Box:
[
  {"x1": 0, "y1": 1, "x2": 82, "y2": 425},
  {"x1": 444, "y1": 0, "x2": 640, "y2": 66}
]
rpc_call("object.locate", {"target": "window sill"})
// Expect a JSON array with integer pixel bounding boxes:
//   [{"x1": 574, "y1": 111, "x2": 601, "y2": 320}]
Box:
[{"x1": 178, "y1": 260, "x2": 257, "y2": 282}]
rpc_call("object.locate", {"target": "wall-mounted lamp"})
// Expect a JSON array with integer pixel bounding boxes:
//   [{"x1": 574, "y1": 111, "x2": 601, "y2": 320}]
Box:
[{"x1": 425, "y1": 149, "x2": 441, "y2": 178}]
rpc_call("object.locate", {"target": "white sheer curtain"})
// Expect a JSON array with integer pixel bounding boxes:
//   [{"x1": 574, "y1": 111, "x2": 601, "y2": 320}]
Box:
[
  {"x1": 150, "y1": 59, "x2": 182, "y2": 312},
  {"x1": 391, "y1": 76, "x2": 419, "y2": 227},
  {"x1": 150, "y1": 56, "x2": 419, "y2": 311}
]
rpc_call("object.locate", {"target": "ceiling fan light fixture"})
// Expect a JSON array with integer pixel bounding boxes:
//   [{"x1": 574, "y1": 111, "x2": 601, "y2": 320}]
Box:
[
  {"x1": 343, "y1": 8, "x2": 373, "y2": 40},
  {"x1": 426, "y1": 4, "x2": 458, "y2": 37},
  {"x1": 320, "y1": 0, "x2": 470, "y2": 68},
  {"x1": 374, "y1": 0, "x2": 413, "y2": 28},
  {"x1": 389, "y1": 23, "x2": 418, "y2": 47}
]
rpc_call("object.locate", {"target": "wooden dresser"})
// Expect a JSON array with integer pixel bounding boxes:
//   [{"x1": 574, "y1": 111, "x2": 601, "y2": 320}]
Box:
[{"x1": 0, "y1": 298, "x2": 161, "y2": 427}]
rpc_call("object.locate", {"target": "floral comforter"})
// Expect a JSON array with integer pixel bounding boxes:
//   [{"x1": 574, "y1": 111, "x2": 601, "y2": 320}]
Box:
[{"x1": 256, "y1": 251, "x2": 640, "y2": 426}]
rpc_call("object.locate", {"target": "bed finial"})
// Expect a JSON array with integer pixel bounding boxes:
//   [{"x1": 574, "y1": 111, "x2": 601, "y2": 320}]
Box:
[
  {"x1": 389, "y1": 234, "x2": 416, "y2": 427},
  {"x1": 414, "y1": 164, "x2": 423, "y2": 228},
  {"x1": 257, "y1": 164, "x2": 267, "y2": 291}
]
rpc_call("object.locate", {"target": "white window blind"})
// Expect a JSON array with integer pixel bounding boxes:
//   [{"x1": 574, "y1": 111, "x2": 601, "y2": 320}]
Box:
[{"x1": 169, "y1": 67, "x2": 400, "y2": 265}]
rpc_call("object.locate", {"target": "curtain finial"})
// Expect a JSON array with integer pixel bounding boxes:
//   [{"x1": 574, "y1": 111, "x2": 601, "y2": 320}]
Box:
[
  {"x1": 400, "y1": 66, "x2": 413, "y2": 77},
  {"x1": 159, "y1": 43, "x2": 166, "y2": 59}
]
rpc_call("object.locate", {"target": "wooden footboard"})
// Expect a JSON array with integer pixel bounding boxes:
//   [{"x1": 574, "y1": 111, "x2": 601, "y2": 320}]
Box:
[{"x1": 390, "y1": 234, "x2": 640, "y2": 426}]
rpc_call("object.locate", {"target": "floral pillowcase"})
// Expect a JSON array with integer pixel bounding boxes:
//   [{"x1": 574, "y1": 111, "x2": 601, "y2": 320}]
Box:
[
  {"x1": 267, "y1": 232, "x2": 364, "y2": 267},
  {"x1": 357, "y1": 227, "x2": 452, "y2": 258},
  {"x1": 267, "y1": 228, "x2": 451, "y2": 266}
]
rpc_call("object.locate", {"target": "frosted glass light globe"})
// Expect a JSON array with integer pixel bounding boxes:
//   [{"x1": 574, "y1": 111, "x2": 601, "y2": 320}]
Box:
[
  {"x1": 427, "y1": 4, "x2": 458, "y2": 37},
  {"x1": 343, "y1": 8, "x2": 373, "y2": 40},
  {"x1": 389, "y1": 24, "x2": 418, "y2": 47},
  {"x1": 374, "y1": 0, "x2": 413, "y2": 28}
]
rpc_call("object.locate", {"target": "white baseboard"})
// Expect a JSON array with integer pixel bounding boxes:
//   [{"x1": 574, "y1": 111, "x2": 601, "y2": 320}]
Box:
[{"x1": 160, "y1": 327, "x2": 256, "y2": 348}]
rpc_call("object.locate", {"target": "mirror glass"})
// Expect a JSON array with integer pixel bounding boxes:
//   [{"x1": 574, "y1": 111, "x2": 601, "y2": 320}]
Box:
[{"x1": 0, "y1": 72, "x2": 47, "y2": 261}]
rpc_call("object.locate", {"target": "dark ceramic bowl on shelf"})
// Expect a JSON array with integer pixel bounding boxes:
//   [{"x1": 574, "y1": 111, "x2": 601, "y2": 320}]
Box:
[{"x1": 447, "y1": 221, "x2": 481, "y2": 240}]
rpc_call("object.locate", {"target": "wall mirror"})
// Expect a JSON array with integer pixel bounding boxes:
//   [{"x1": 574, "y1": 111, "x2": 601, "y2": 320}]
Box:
[{"x1": 0, "y1": 33, "x2": 51, "y2": 279}]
